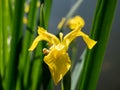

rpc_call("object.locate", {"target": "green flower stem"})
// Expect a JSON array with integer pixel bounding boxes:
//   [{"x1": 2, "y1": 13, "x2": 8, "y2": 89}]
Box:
[
  {"x1": 4, "y1": 0, "x2": 25, "y2": 89},
  {"x1": 78, "y1": 0, "x2": 118, "y2": 90},
  {"x1": 41, "y1": 0, "x2": 52, "y2": 29}
]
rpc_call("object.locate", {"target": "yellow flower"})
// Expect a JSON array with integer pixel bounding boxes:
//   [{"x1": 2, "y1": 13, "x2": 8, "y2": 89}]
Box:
[
  {"x1": 67, "y1": 15, "x2": 85, "y2": 29},
  {"x1": 23, "y1": 16, "x2": 28, "y2": 24},
  {"x1": 24, "y1": 4, "x2": 30, "y2": 13},
  {"x1": 29, "y1": 25, "x2": 97, "y2": 84},
  {"x1": 36, "y1": 1, "x2": 41, "y2": 8}
]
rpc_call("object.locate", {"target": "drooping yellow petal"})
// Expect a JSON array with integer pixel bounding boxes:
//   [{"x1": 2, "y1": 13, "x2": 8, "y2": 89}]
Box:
[
  {"x1": 57, "y1": 18, "x2": 66, "y2": 30},
  {"x1": 28, "y1": 36, "x2": 43, "y2": 51},
  {"x1": 67, "y1": 16, "x2": 85, "y2": 30},
  {"x1": 29, "y1": 27, "x2": 60, "y2": 51},
  {"x1": 80, "y1": 32, "x2": 97, "y2": 49},
  {"x1": 63, "y1": 26, "x2": 97, "y2": 50},
  {"x1": 38, "y1": 27, "x2": 60, "y2": 45},
  {"x1": 44, "y1": 45, "x2": 71, "y2": 85}
]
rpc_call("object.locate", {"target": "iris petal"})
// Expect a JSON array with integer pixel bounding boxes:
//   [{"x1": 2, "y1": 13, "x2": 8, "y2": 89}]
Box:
[
  {"x1": 28, "y1": 36, "x2": 42, "y2": 51},
  {"x1": 44, "y1": 47, "x2": 71, "y2": 84},
  {"x1": 29, "y1": 16, "x2": 97, "y2": 85},
  {"x1": 67, "y1": 16, "x2": 85, "y2": 29},
  {"x1": 29, "y1": 27, "x2": 60, "y2": 51},
  {"x1": 63, "y1": 26, "x2": 82, "y2": 48},
  {"x1": 80, "y1": 32, "x2": 97, "y2": 49},
  {"x1": 38, "y1": 27, "x2": 60, "y2": 45}
]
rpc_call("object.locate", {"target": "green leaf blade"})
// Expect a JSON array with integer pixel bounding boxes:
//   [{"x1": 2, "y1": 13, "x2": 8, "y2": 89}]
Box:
[{"x1": 77, "y1": 0, "x2": 118, "y2": 90}]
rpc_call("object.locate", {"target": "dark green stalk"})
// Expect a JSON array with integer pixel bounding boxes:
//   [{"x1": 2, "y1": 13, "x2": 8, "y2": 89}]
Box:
[
  {"x1": 63, "y1": 70, "x2": 71, "y2": 90},
  {"x1": 23, "y1": 0, "x2": 38, "y2": 88},
  {"x1": 30, "y1": 42, "x2": 43, "y2": 90},
  {"x1": 8, "y1": 0, "x2": 14, "y2": 19},
  {"x1": 78, "y1": 0, "x2": 118, "y2": 90},
  {"x1": 43, "y1": 0, "x2": 52, "y2": 29},
  {"x1": 0, "y1": 2, "x2": 3, "y2": 90},
  {"x1": 0, "y1": 0, "x2": 4, "y2": 82},
  {"x1": 0, "y1": 0, "x2": 10, "y2": 80},
  {"x1": 15, "y1": 0, "x2": 38, "y2": 89},
  {"x1": 4, "y1": 0, "x2": 25, "y2": 89},
  {"x1": 30, "y1": 4, "x2": 43, "y2": 90}
]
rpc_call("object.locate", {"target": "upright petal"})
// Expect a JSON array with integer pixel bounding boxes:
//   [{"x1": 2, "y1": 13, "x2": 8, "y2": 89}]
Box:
[{"x1": 29, "y1": 27, "x2": 60, "y2": 51}]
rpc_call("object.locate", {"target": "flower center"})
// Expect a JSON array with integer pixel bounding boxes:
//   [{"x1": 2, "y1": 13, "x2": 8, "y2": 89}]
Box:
[{"x1": 59, "y1": 32, "x2": 63, "y2": 42}]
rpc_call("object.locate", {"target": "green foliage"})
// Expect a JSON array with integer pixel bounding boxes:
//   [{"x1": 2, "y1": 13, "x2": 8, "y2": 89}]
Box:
[
  {"x1": 77, "y1": 0, "x2": 118, "y2": 90},
  {"x1": 0, "y1": 0, "x2": 118, "y2": 90},
  {"x1": 4, "y1": 0, "x2": 25, "y2": 89}
]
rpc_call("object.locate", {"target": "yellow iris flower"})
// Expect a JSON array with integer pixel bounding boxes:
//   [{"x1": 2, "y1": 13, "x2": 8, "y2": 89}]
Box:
[
  {"x1": 67, "y1": 15, "x2": 85, "y2": 30},
  {"x1": 29, "y1": 16, "x2": 97, "y2": 84}
]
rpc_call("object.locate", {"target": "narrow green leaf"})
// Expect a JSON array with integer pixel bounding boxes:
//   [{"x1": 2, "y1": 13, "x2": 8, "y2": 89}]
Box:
[
  {"x1": 4, "y1": 0, "x2": 25, "y2": 89},
  {"x1": 8, "y1": 0, "x2": 14, "y2": 19},
  {"x1": 15, "y1": 0, "x2": 38, "y2": 89},
  {"x1": 30, "y1": 42, "x2": 43, "y2": 90},
  {"x1": 26, "y1": 0, "x2": 53, "y2": 89},
  {"x1": 0, "y1": 2, "x2": 3, "y2": 89},
  {"x1": 44, "y1": 0, "x2": 52, "y2": 28},
  {"x1": 0, "y1": 0, "x2": 4, "y2": 81},
  {"x1": 71, "y1": 50, "x2": 86, "y2": 90},
  {"x1": 39, "y1": 2, "x2": 53, "y2": 90},
  {"x1": 23, "y1": 0, "x2": 38, "y2": 88},
  {"x1": 40, "y1": 4, "x2": 45, "y2": 27},
  {"x1": 0, "y1": 0, "x2": 11, "y2": 80},
  {"x1": 78, "y1": 0, "x2": 118, "y2": 90}
]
